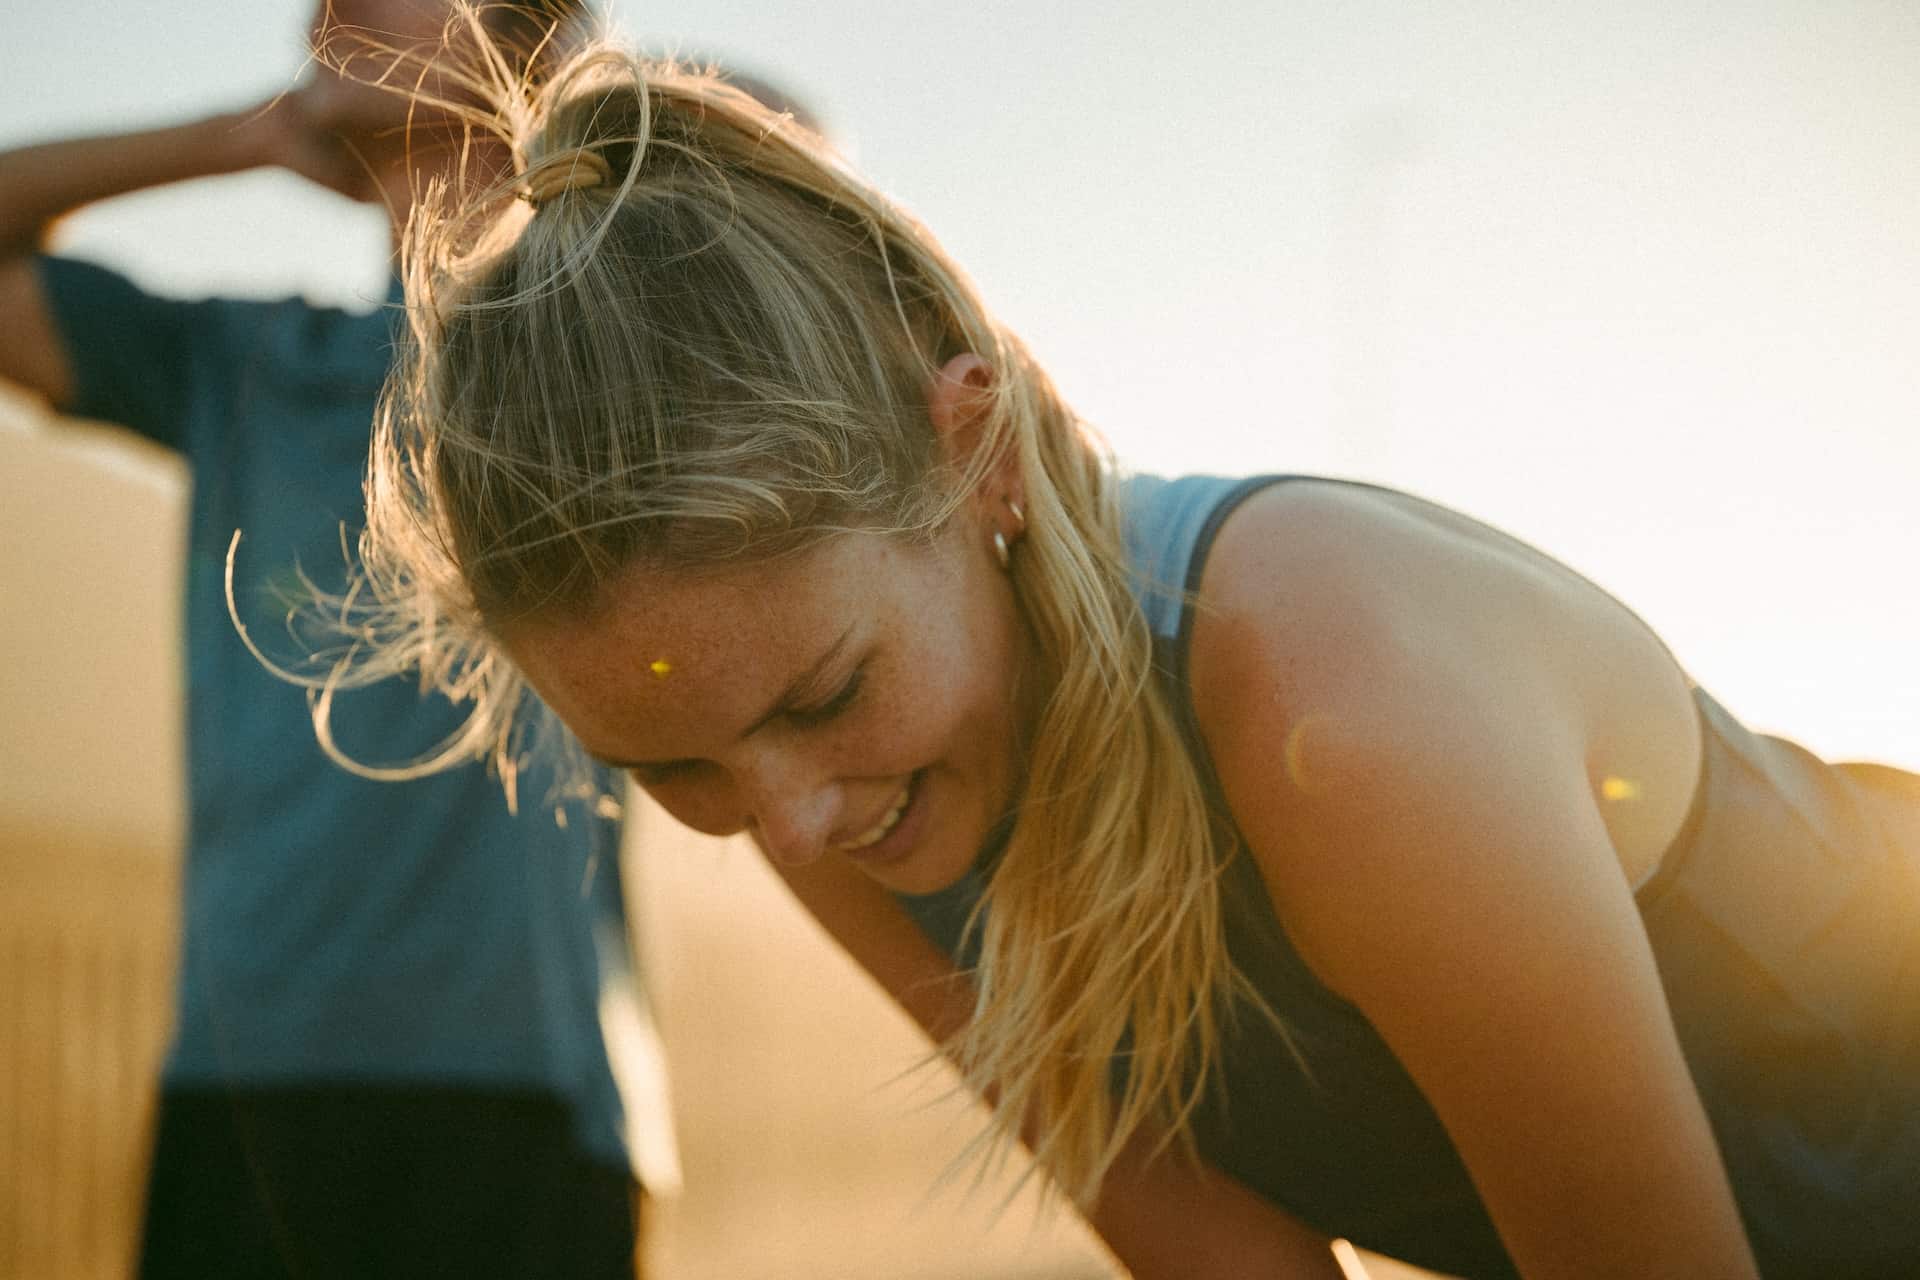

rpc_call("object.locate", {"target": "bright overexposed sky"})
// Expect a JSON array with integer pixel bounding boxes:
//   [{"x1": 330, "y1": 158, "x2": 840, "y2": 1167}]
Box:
[{"x1": 4, "y1": 0, "x2": 1916, "y2": 763}]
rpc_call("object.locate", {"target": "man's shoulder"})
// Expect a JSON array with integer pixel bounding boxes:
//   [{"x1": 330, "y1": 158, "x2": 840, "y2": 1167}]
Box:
[{"x1": 39, "y1": 255, "x2": 395, "y2": 358}]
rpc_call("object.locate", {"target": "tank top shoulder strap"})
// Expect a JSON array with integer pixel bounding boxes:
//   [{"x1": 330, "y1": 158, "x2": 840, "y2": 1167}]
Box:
[
  {"x1": 1119, "y1": 472, "x2": 1299, "y2": 644},
  {"x1": 1120, "y1": 472, "x2": 1377, "y2": 1024},
  {"x1": 896, "y1": 473, "x2": 1303, "y2": 968}
]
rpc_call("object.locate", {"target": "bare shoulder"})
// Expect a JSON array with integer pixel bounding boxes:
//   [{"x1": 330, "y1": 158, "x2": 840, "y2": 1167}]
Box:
[
  {"x1": 1182, "y1": 478, "x2": 1696, "y2": 982},
  {"x1": 1177, "y1": 480, "x2": 1757, "y2": 1274},
  {"x1": 1189, "y1": 477, "x2": 1593, "y2": 684},
  {"x1": 1184, "y1": 479, "x2": 1576, "y2": 786}
]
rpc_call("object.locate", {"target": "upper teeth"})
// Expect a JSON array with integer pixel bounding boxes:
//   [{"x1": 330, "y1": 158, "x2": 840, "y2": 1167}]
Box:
[{"x1": 835, "y1": 782, "x2": 911, "y2": 851}]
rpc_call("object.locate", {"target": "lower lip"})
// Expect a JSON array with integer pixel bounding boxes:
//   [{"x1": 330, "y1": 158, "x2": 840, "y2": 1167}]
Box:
[{"x1": 841, "y1": 769, "x2": 928, "y2": 868}]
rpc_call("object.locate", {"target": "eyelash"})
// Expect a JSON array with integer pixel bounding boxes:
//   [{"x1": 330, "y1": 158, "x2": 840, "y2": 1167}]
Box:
[
  {"x1": 623, "y1": 669, "x2": 865, "y2": 788},
  {"x1": 788, "y1": 669, "x2": 864, "y2": 727}
]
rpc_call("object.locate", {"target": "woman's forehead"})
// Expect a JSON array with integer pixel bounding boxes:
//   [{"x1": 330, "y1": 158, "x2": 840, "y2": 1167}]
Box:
[
  {"x1": 514, "y1": 536, "x2": 888, "y2": 688},
  {"x1": 504, "y1": 535, "x2": 908, "y2": 759}
]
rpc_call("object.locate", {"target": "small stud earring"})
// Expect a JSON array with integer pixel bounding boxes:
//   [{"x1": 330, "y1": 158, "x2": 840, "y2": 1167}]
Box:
[
  {"x1": 1007, "y1": 499, "x2": 1025, "y2": 531},
  {"x1": 993, "y1": 529, "x2": 1011, "y2": 569}
]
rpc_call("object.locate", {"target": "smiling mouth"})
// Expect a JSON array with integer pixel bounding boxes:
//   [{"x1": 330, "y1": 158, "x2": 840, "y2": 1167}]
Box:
[{"x1": 832, "y1": 774, "x2": 917, "y2": 852}]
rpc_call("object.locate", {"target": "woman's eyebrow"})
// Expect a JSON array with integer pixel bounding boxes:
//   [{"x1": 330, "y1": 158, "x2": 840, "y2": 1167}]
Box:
[
  {"x1": 737, "y1": 624, "x2": 856, "y2": 738},
  {"x1": 588, "y1": 624, "x2": 856, "y2": 771}
]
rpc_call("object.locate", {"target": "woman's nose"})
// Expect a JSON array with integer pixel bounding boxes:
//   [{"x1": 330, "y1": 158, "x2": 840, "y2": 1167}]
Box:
[{"x1": 744, "y1": 771, "x2": 842, "y2": 867}]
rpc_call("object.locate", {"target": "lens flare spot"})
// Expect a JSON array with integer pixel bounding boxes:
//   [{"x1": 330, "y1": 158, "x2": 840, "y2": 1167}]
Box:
[
  {"x1": 1284, "y1": 711, "x2": 1340, "y2": 793},
  {"x1": 649, "y1": 658, "x2": 673, "y2": 678},
  {"x1": 1601, "y1": 775, "x2": 1641, "y2": 802}
]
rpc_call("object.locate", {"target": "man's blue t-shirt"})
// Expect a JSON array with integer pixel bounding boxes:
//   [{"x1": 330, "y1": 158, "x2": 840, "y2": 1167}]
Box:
[{"x1": 37, "y1": 255, "x2": 628, "y2": 1167}]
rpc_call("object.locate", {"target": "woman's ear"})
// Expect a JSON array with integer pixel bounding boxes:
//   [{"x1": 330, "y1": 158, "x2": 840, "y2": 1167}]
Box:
[
  {"x1": 928, "y1": 352, "x2": 1027, "y2": 548},
  {"x1": 927, "y1": 353, "x2": 995, "y2": 459},
  {"x1": 929, "y1": 352, "x2": 1023, "y2": 492}
]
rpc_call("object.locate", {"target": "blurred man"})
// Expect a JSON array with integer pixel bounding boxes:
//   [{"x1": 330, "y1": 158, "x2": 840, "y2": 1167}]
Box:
[{"x1": 0, "y1": 4, "x2": 645, "y2": 1276}]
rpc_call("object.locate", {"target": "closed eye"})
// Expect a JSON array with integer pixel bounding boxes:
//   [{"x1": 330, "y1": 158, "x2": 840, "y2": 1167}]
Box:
[
  {"x1": 611, "y1": 663, "x2": 865, "y2": 785},
  {"x1": 787, "y1": 668, "x2": 864, "y2": 727}
]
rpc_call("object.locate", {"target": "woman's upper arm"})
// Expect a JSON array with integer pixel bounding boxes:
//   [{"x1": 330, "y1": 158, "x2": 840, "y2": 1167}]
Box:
[
  {"x1": 0, "y1": 256, "x2": 75, "y2": 407},
  {"x1": 769, "y1": 852, "x2": 1350, "y2": 1280},
  {"x1": 770, "y1": 852, "x2": 977, "y2": 1042},
  {"x1": 1190, "y1": 486, "x2": 1759, "y2": 1280}
]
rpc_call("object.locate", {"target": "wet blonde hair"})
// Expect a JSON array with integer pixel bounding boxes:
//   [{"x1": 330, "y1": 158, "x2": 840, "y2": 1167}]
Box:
[{"x1": 327, "y1": 14, "x2": 1267, "y2": 1209}]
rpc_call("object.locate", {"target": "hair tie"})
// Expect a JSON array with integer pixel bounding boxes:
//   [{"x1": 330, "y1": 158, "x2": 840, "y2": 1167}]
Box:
[{"x1": 520, "y1": 148, "x2": 613, "y2": 208}]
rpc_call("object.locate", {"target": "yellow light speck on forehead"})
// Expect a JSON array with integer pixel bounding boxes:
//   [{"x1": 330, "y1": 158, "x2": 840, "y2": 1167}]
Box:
[
  {"x1": 649, "y1": 658, "x2": 673, "y2": 678},
  {"x1": 1601, "y1": 775, "x2": 1641, "y2": 802}
]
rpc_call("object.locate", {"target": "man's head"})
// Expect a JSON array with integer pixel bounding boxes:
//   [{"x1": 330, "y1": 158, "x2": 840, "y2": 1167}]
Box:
[{"x1": 299, "y1": 1, "x2": 589, "y2": 146}]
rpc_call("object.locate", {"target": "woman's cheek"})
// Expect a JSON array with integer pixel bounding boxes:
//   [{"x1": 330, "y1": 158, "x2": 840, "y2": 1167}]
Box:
[{"x1": 842, "y1": 705, "x2": 941, "y2": 774}]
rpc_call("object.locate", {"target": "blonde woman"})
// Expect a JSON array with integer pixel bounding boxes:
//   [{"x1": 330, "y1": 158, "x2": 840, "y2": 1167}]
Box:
[{"x1": 328, "y1": 27, "x2": 1920, "y2": 1280}]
